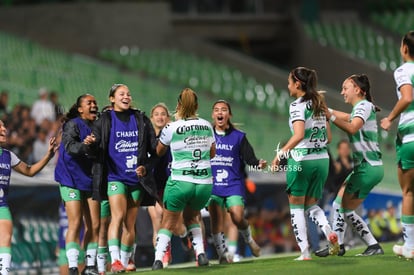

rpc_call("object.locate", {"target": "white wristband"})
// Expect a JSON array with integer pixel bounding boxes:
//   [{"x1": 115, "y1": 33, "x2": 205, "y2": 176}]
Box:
[{"x1": 330, "y1": 115, "x2": 336, "y2": 122}]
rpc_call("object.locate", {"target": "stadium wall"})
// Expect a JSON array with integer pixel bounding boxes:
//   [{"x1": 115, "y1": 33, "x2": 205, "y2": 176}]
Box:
[{"x1": 0, "y1": 2, "x2": 173, "y2": 55}]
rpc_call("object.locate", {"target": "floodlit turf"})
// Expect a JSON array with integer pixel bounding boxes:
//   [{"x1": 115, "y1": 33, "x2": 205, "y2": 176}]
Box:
[{"x1": 131, "y1": 243, "x2": 412, "y2": 275}]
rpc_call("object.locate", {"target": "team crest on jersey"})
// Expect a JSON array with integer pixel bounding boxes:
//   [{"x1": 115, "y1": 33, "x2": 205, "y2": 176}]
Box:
[
  {"x1": 68, "y1": 189, "x2": 77, "y2": 199},
  {"x1": 110, "y1": 183, "x2": 118, "y2": 191}
]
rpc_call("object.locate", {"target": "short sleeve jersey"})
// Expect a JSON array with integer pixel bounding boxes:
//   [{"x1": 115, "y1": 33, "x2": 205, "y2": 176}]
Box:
[
  {"x1": 288, "y1": 97, "x2": 329, "y2": 161},
  {"x1": 394, "y1": 62, "x2": 414, "y2": 144},
  {"x1": 348, "y1": 100, "x2": 382, "y2": 166},
  {"x1": 159, "y1": 117, "x2": 215, "y2": 184}
]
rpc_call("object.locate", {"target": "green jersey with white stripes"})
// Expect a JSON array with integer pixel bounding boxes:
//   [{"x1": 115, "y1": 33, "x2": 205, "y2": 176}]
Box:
[
  {"x1": 348, "y1": 100, "x2": 382, "y2": 166},
  {"x1": 394, "y1": 62, "x2": 414, "y2": 144},
  {"x1": 288, "y1": 97, "x2": 329, "y2": 161},
  {"x1": 159, "y1": 117, "x2": 215, "y2": 184}
]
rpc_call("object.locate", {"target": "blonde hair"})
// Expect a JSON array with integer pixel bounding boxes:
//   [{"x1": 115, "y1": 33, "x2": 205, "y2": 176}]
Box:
[{"x1": 176, "y1": 88, "x2": 198, "y2": 119}]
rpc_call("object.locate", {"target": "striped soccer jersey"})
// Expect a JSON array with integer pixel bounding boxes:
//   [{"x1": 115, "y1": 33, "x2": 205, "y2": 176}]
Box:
[
  {"x1": 348, "y1": 99, "x2": 382, "y2": 166},
  {"x1": 159, "y1": 117, "x2": 215, "y2": 184},
  {"x1": 394, "y1": 62, "x2": 414, "y2": 144}
]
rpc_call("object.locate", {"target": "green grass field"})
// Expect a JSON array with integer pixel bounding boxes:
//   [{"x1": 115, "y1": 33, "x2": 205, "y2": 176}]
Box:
[{"x1": 131, "y1": 243, "x2": 412, "y2": 275}]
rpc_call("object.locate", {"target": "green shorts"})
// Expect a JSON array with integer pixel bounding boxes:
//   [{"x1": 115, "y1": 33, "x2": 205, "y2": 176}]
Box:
[
  {"x1": 163, "y1": 178, "x2": 212, "y2": 212},
  {"x1": 208, "y1": 195, "x2": 244, "y2": 209},
  {"x1": 0, "y1": 206, "x2": 12, "y2": 221},
  {"x1": 100, "y1": 200, "x2": 110, "y2": 218},
  {"x1": 59, "y1": 185, "x2": 92, "y2": 202},
  {"x1": 286, "y1": 158, "x2": 328, "y2": 198},
  {"x1": 344, "y1": 161, "x2": 384, "y2": 199},
  {"x1": 396, "y1": 139, "x2": 414, "y2": 170},
  {"x1": 107, "y1": 181, "x2": 143, "y2": 202}
]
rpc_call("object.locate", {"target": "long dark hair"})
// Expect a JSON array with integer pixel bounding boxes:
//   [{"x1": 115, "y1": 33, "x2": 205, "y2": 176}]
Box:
[
  {"x1": 402, "y1": 31, "x2": 414, "y2": 57},
  {"x1": 62, "y1": 94, "x2": 92, "y2": 123},
  {"x1": 348, "y1": 74, "x2": 381, "y2": 112},
  {"x1": 212, "y1": 99, "x2": 235, "y2": 129},
  {"x1": 291, "y1": 66, "x2": 324, "y2": 117}
]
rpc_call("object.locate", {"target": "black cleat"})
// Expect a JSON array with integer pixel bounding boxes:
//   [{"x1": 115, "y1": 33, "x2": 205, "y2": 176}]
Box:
[
  {"x1": 356, "y1": 244, "x2": 384, "y2": 256},
  {"x1": 315, "y1": 246, "x2": 329, "y2": 257},
  {"x1": 69, "y1": 267, "x2": 79, "y2": 275},
  {"x1": 197, "y1": 253, "x2": 209, "y2": 266},
  {"x1": 81, "y1": 266, "x2": 99, "y2": 275},
  {"x1": 338, "y1": 244, "x2": 346, "y2": 256},
  {"x1": 152, "y1": 260, "x2": 163, "y2": 270}
]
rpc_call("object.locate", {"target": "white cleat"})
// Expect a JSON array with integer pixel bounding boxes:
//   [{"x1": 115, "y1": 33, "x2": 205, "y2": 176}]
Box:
[
  {"x1": 403, "y1": 246, "x2": 414, "y2": 260},
  {"x1": 393, "y1": 244, "x2": 403, "y2": 257},
  {"x1": 294, "y1": 255, "x2": 312, "y2": 261}
]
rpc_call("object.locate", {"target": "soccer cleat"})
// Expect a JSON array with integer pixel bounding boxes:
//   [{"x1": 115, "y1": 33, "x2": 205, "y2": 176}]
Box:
[
  {"x1": 338, "y1": 244, "x2": 346, "y2": 256},
  {"x1": 125, "y1": 259, "x2": 136, "y2": 272},
  {"x1": 393, "y1": 244, "x2": 403, "y2": 257},
  {"x1": 219, "y1": 250, "x2": 234, "y2": 264},
  {"x1": 162, "y1": 243, "x2": 173, "y2": 267},
  {"x1": 111, "y1": 260, "x2": 125, "y2": 273},
  {"x1": 294, "y1": 255, "x2": 312, "y2": 261},
  {"x1": 402, "y1": 246, "x2": 414, "y2": 259},
  {"x1": 81, "y1": 266, "x2": 99, "y2": 275},
  {"x1": 152, "y1": 260, "x2": 163, "y2": 270},
  {"x1": 295, "y1": 247, "x2": 311, "y2": 261},
  {"x1": 248, "y1": 239, "x2": 261, "y2": 257},
  {"x1": 69, "y1": 267, "x2": 79, "y2": 275},
  {"x1": 328, "y1": 232, "x2": 339, "y2": 256},
  {"x1": 314, "y1": 246, "x2": 329, "y2": 257},
  {"x1": 197, "y1": 253, "x2": 209, "y2": 266},
  {"x1": 356, "y1": 244, "x2": 384, "y2": 256},
  {"x1": 315, "y1": 243, "x2": 345, "y2": 257}
]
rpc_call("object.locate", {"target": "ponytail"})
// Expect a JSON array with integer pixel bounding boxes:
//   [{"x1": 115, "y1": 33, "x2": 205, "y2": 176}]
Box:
[
  {"x1": 291, "y1": 67, "x2": 324, "y2": 117},
  {"x1": 176, "y1": 88, "x2": 198, "y2": 119}
]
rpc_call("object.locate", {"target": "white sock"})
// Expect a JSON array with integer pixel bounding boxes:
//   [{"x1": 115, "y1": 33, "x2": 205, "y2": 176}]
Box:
[
  {"x1": 228, "y1": 241, "x2": 238, "y2": 255},
  {"x1": 212, "y1": 232, "x2": 227, "y2": 257},
  {"x1": 85, "y1": 247, "x2": 97, "y2": 267},
  {"x1": 97, "y1": 247, "x2": 107, "y2": 273},
  {"x1": 66, "y1": 248, "x2": 79, "y2": 269},
  {"x1": 109, "y1": 245, "x2": 120, "y2": 263},
  {"x1": 290, "y1": 207, "x2": 309, "y2": 253},
  {"x1": 345, "y1": 211, "x2": 377, "y2": 246},
  {"x1": 120, "y1": 250, "x2": 132, "y2": 267},
  {"x1": 0, "y1": 253, "x2": 11, "y2": 275},
  {"x1": 239, "y1": 225, "x2": 253, "y2": 243},
  {"x1": 306, "y1": 204, "x2": 332, "y2": 240},
  {"x1": 333, "y1": 203, "x2": 347, "y2": 245},
  {"x1": 154, "y1": 230, "x2": 172, "y2": 262},
  {"x1": 402, "y1": 222, "x2": 414, "y2": 248},
  {"x1": 189, "y1": 225, "x2": 205, "y2": 256}
]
